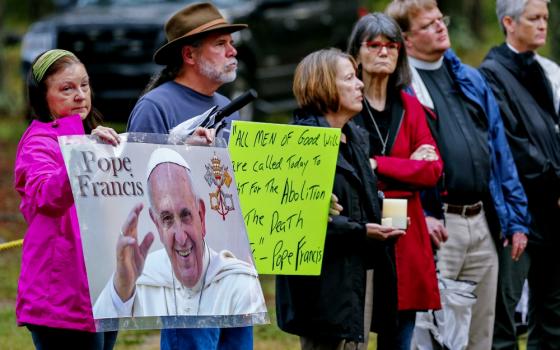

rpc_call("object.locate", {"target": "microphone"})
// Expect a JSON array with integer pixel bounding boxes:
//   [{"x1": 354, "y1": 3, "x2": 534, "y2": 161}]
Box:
[
  {"x1": 210, "y1": 89, "x2": 258, "y2": 127},
  {"x1": 168, "y1": 89, "x2": 258, "y2": 140}
]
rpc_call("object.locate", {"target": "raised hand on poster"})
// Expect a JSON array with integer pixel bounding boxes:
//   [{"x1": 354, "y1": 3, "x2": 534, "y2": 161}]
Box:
[{"x1": 115, "y1": 203, "x2": 155, "y2": 302}]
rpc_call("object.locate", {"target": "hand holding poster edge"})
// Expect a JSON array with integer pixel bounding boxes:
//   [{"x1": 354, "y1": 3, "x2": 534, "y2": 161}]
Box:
[{"x1": 58, "y1": 134, "x2": 268, "y2": 330}]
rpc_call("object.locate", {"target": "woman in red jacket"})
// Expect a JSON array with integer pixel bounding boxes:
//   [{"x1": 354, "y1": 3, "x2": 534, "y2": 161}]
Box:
[{"x1": 347, "y1": 12, "x2": 443, "y2": 349}]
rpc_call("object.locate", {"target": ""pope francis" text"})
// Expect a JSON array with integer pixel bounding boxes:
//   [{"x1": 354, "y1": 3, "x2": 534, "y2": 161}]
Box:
[{"x1": 75, "y1": 151, "x2": 144, "y2": 197}]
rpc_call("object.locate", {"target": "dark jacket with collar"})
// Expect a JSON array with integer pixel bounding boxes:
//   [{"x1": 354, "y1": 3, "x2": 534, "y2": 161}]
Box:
[
  {"x1": 480, "y1": 44, "x2": 560, "y2": 243},
  {"x1": 411, "y1": 49, "x2": 530, "y2": 240},
  {"x1": 275, "y1": 113, "x2": 396, "y2": 342}
]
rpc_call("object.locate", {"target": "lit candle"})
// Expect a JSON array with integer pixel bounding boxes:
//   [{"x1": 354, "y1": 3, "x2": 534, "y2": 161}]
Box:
[
  {"x1": 381, "y1": 217, "x2": 393, "y2": 227},
  {"x1": 383, "y1": 198, "x2": 407, "y2": 229}
]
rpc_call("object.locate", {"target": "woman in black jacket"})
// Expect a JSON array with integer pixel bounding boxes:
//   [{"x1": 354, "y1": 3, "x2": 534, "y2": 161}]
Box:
[{"x1": 276, "y1": 48, "x2": 404, "y2": 350}]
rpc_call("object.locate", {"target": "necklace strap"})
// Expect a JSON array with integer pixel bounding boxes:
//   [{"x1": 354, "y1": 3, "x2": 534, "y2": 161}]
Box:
[{"x1": 364, "y1": 101, "x2": 389, "y2": 155}]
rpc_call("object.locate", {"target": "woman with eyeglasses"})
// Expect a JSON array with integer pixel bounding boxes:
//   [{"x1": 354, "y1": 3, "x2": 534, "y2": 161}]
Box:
[{"x1": 347, "y1": 12, "x2": 443, "y2": 350}]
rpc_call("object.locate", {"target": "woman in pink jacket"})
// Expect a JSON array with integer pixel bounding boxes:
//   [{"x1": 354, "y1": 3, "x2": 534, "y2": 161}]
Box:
[{"x1": 14, "y1": 49, "x2": 120, "y2": 349}]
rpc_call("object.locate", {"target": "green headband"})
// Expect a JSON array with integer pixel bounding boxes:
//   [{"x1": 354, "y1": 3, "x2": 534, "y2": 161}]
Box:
[{"x1": 32, "y1": 49, "x2": 77, "y2": 83}]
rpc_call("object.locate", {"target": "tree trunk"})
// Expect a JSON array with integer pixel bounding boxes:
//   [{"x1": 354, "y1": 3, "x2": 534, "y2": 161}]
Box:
[
  {"x1": 551, "y1": 0, "x2": 560, "y2": 61},
  {"x1": 438, "y1": 0, "x2": 461, "y2": 18},
  {"x1": 467, "y1": 0, "x2": 484, "y2": 40},
  {"x1": 0, "y1": 0, "x2": 6, "y2": 100},
  {"x1": 438, "y1": 0, "x2": 484, "y2": 41},
  {"x1": 28, "y1": 0, "x2": 54, "y2": 21},
  {"x1": 29, "y1": 0, "x2": 39, "y2": 21}
]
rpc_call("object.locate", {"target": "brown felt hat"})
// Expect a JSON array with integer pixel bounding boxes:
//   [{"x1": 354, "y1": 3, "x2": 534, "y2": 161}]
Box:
[{"x1": 154, "y1": 2, "x2": 247, "y2": 65}]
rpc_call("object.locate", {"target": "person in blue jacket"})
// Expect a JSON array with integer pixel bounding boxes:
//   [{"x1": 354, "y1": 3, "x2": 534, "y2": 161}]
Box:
[{"x1": 386, "y1": 1, "x2": 530, "y2": 349}]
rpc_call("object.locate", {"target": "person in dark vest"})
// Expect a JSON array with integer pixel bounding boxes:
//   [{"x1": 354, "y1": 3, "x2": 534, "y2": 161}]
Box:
[{"x1": 479, "y1": 0, "x2": 560, "y2": 348}]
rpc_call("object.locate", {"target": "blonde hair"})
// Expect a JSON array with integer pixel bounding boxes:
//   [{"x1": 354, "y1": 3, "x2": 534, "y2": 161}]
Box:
[
  {"x1": 293, "y1": 48, "x2": 357, "y2": 115},
  {"x1": 385, "y1": 0, "x2": 438, "y2": 32}
]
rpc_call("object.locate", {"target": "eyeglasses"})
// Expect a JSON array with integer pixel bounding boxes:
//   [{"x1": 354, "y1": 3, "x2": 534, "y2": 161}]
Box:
[
  {"x1": 410, "y1": 16, "x2": 450, "y2": 33},
  {"x1": 362, "y1": 41, "x2": 401, "y2": 54}
]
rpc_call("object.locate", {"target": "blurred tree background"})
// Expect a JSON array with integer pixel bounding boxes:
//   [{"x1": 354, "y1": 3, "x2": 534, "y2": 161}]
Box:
[
  {"x1": 0, "y1": 1, "x2": 557, "y2": 348},
  {"x1": 369, "y1": 0, "x2": 559, "y2": 63},
  {"x1": 0, "y1": 0, "x2": 559, "y2": 117},
  {"x1": 0, "y1": 0, "x2": 55, "y2": 116}
]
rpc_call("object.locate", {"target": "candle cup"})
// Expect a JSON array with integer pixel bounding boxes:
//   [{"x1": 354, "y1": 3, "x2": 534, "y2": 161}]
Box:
[{"x1": 382, "y1": 198, "x2": 408, "y2": 229}]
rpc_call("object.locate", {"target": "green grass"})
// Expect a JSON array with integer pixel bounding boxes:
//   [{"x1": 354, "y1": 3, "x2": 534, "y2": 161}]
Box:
[
  {"x1": 254, "y1": 275, "x2": 299, "y2": 350},
  {"x1": 0, "y1": 249, "x2": 33, "y2": 350}
]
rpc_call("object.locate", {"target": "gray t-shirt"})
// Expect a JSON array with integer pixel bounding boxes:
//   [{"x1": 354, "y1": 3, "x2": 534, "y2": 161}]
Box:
[
  {"x1": 127, "y1": 81, "x2": 239, "y2": 139},
  {"x1": 126, "y1": 81, "x2": 250, "y2": 348}
]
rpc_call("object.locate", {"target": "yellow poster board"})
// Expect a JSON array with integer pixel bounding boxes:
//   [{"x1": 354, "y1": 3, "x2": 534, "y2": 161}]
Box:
[{"x1": 228, "y1": 121, "x2": 340, "y2": 275}]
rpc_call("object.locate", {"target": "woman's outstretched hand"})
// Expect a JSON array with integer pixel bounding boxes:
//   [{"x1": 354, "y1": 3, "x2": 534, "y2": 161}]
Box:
[{"x1": 366, "y1": 223, "x2": 405, "y2": 241}]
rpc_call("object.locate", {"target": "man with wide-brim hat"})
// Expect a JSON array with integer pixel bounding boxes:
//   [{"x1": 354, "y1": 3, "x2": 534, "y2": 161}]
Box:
[
  {"x1": 127, "y1": 2, "x2": 247, "y2": 137},
  {"x1": 126, "y1": 3, "x2": 254, "y2": 349},
  {"x1": 153, "y1": 2, "x2": 246, "y2": 65}
]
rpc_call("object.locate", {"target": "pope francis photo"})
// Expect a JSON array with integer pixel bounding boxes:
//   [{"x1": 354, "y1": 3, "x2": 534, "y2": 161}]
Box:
[{"x1": 93, "y1": 148, "x2": 266, "y2": 318}]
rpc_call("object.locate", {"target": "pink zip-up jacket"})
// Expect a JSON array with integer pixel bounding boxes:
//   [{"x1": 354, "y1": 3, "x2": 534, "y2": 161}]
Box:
[{"x1": 14, "y1": 115, "x2": 96, "y2": 332}]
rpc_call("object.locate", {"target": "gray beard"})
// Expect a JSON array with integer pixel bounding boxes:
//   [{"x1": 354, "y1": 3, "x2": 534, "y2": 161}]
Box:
[{"x1": 199, "y1": 58, "x2": 237, "y2": 84}]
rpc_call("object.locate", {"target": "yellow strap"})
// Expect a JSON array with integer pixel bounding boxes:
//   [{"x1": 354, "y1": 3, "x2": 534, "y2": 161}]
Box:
[{"x1": 0, "y1": 239, "x2": 24, "y2": 252}]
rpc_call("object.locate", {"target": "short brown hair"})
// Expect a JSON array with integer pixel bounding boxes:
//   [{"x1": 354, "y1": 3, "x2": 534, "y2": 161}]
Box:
[
  {"x1": 293, "y1": 48, "x2": 357, "y2": 115},
  {"x1": 385, "y1": 0, "x2": 438, "y2": 32}
]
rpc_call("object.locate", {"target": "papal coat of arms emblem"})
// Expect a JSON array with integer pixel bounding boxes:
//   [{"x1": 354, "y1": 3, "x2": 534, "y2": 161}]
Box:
[{"x1": 204, "y1": 153, "x2": 235, "y2": 220}]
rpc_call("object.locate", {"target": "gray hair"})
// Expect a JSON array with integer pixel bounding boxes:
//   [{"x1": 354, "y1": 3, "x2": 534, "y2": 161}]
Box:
[
  {"x1": 347, "y1": 12, "x2": 411, "y2": 90},
  {"x1": 496, "y1": 0, "x2": 549, "y2": 35}
]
